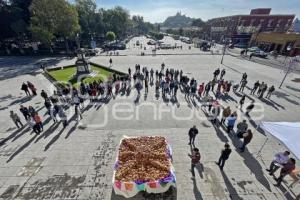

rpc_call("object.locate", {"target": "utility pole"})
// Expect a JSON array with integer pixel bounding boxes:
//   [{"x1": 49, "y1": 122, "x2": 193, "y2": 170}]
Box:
[
  {"x1": 279, "y1": 45, "x2": 294, "y2": 89},
  {"x1": 279, "y1": 62, "x2": 291, "y2": 89}
]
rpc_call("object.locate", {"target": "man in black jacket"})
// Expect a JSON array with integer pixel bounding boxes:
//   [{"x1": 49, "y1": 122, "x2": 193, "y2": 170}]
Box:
[
  {"x1": 215, "y1": 143, "x2": 232, "y2": 170},
  {"x1": 188, "y1": 125, "x2": 199, "y2": 146}
]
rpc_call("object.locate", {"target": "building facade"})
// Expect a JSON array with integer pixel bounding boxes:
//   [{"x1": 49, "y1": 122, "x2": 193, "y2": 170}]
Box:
[
  {"x1": 251, "y1": 32, "x2": 300, "y2": 56},
  {"x1": 206, "y1": 8, "x2": 295, "y2": 47}
]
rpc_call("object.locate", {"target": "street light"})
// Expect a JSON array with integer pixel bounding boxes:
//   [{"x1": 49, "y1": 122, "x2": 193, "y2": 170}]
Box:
[{"x1": 283, "y1": 45, "x2": 292, "y2": 64}]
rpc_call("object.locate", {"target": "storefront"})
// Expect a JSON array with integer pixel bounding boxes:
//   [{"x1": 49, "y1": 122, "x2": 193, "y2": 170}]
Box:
[{"x1": 251, "y1": 32, "x2": 300, "y2": 56}]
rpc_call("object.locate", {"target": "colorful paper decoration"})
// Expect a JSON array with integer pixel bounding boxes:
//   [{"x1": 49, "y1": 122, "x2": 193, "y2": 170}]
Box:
[
  {"x1": 125, "y1": 182, "x2": 134, "y2": 191},
  {"x1": 115, "y1": 181, "x2": 121, "y2": 189},
  {"x1": 136, "y1": 183, "x2": 145, "y2": 191},
  {"x1": 148, "y1": 182, "x2": 157, "y2": 188}
]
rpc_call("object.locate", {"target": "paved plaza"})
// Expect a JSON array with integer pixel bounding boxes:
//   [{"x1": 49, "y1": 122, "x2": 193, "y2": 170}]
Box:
[{"x1": 0, "y1": 36, "x2": 300, "y2": 200}]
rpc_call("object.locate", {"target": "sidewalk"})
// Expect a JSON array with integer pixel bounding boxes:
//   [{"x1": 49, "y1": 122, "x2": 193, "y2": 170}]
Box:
[{"x1": 227, "y1": 48, "x2": 300, "y2": 74}]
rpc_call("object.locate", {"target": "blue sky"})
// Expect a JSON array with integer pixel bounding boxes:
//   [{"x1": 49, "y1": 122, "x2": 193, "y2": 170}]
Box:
[{"x1": 89, "y1": 0, "x2": 300, "y2": 23}]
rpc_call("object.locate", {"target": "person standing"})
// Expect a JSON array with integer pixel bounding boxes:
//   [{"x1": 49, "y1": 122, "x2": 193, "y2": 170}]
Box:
[
  {"x1": 215, "y1": 143, "x2": 232, "y2": 170},
  {"x1": 188, "y1": 148, "x2": 201, "y2": 178},
  {"x1": 198, "y1": 83, "x2": 204, "y2": 97},
  {"x1": 188, "y1": 125, "x2": 199, "y2": 146},
  {"x1": 75, "y1": 105, "x2": 83, "y2": 122},
  {"x1": 250, "y1": 81, "x2": 260, "y2": 95},
  {"x1": 266, "y1": 151, "x2": 290, "y2": 175},
  {"x1": 221, "y1": 106, "x2": 231, "y2": 124},
  {"x1": 49, "y1": 106, "x2": 57, "y2": 123},
  {"x1": 274, "y1": 158, "x2": 296, "y2": 187},
  {"x1": 236, "y1": 120, "x2": 248, "y2": 138},
  {"x1": 28, "y1": 106, "x2": 36, "y2": 117},
  {"x1": 239, "y1": 129, "x2": 253, "y2": 152},
  {"x1": 109, "y1": 58, "x2": 113, "y2": 67},
  {"x1": 33, "y1": 112, "x2": 43, "y2": 131},
  {"x1": 240, "y1": 73, "x2": 248, "y2": 84},
  {"x1": 213, "y1": 68, "x2": 220, "y2": 78},
  {"x1": 128, "y1": 68, "x2": 131, "y2": 77},
  {"x1": 21, "y1": 82, "x2": 30, "y2": 96},
  {"x1": 259, "y1": 84, "x2": 268, "y2": 99},
  {"x1": 150, "y1": 68, "x2": 154, "y2": 83},
  {"x1": 266, "y1": 85, "x2": 275, "y2": 99},
  {"x1": 204, "y1": 82, "x2": 211, "y2": 96},
  {"x1": 41, "y1": 90, "x2": 48, "y2": 100},
  {"x1": 211, "y1": 78, "x2": 216, "y2": 92},
  {"x1": 10, "y1": 111, "x2": 23, "y2": 128},
  {"x1": 144, "y1": 78, "x2": 149, "y2": 94},
  {"x1": 174, "y1": 82, "x2": 179, "y2": 98},
  {"x1": 226, "y1": 114, "x2": 237, "y2": 133},
  {"x1": 239, "y1": 79, "x2": 247, "y2": 92},
  {"x1": 27, "y1": 81, "x2": 37, "y2": 96},
  {"x1": 19, "y1": 105, "x2": 30, "y2": 120}
]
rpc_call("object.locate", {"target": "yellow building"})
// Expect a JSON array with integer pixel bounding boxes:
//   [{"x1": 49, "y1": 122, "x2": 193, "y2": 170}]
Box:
[{"x1": 251, "y1": 32, "x2": 300, "y2": 56}]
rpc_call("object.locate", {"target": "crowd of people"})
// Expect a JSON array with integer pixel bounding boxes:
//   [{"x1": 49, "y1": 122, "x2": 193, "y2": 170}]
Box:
[{"x1": 9, "y1": 60, "x2": 297, "y2": 191}]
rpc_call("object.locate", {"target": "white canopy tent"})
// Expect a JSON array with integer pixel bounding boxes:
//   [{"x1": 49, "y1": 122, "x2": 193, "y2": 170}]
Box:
[{"x1": 261, "y1": 122, "x2": 300, "y2": 160}]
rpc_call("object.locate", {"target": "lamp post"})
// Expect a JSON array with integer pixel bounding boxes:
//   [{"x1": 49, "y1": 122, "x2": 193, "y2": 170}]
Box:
[
  {"x1": 283, "y1": 45, "x2": 292, "y2": 64},
  {"x1": 279, "y1": 45, "x2": 293, "y2": 89}
]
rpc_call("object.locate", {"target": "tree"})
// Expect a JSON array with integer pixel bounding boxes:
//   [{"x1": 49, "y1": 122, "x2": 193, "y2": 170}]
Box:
[
  {"x1": 75, "y1": 0, "x2": 104, "y2": 41},
  {"x1": 0, "y1": 0, "x2": 33, "y2": 40},
  {"x1": 29, "y1": 0, "x2": 80, "y2": 52},
  {"x1": 103, "y1": 6, "x2": 130, "y2": 39},
  {"x1": 106, "y1": 31, "x2": 116, "y2": 42}
]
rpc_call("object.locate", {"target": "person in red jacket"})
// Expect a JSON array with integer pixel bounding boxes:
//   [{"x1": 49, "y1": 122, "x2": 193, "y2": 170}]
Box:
[
  {"x1": 198, "y1": 83, "x2": 204, "y2": 97},
  {"x1": 188, "y1": 148, "x2": 201, "y2": 178},
  {"x1": 274, "y1": 158, "x2": 296, "y2": 186}
]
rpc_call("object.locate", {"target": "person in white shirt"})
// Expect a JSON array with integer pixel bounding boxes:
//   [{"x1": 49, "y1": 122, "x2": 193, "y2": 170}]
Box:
[{"x1": 266, "y1": 151, "x2": 290, "y2": 175}]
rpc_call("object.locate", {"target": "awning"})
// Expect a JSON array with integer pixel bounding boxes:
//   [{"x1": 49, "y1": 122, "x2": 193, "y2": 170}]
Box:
[{"x1": 261, "y1": 122, "x2": 300, "y2": 160}]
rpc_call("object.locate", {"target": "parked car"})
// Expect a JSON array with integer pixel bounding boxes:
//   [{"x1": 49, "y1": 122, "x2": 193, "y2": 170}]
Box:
[
  {"x1": 85, "y1": 49, "x2": 99, "y2": 56},
  {"x1": 103, "y1": 42, "x2": 126, "y2": 51},
  {"x1": 147, "y1": 40, "x2": 156, "y2": 45},
  {"x1": 248, "y1": 47, "x2": 268, "y2": 58}
]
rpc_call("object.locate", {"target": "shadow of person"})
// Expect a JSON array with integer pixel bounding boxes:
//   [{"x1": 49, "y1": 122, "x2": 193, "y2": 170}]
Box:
[
  {"x1": 134, "y1": 93, "x2": 140, "y2": 104},
  {"x1": 34, "y1": 122, "x2": 61, "y2": 143},
  {"x1": 247, "y1": 118, "x2": 266, "y2": 136},
  {"x1": 12, "y1": 127, "x2": 31, "y2": 142},
  {"x1": 220, "y1": 94, "x2": 238, "y2": 103},
  {"x1": 203, "y1": 110, "x2": 272, "y2": 192},
  {"x1": 196, "y1": 163, "x2": 204, "y2": 179},
  {"x1": 44, "y1": 126, "x2": 66, "y2": 151},
  {"x1": 65, "y1": 123, "x2": 78, "y2": 139},
  {"x1": 258, "y1": 97, "x2": 279, "y2": 111},
  {"x1": 192, "y1": 177, "x2": 204, "y2": 200},
  {"x1": 273, "y1": 91, "x2": 300, "y2": 106},
  {"x1": 235, "y1": 145, "x2": 272, "y2": 192},
  {"x1": 7, "y1": 134, "x2": 38, "y2": 163},
  {"x1": 9, "y1": 95, "x2": 32, "y2": 106},
  {"x1": 0, "y1": 125, "x2": 27, "y2": 147},
  {"x1": 220, "y1": 171, "x2": 243, "y2": 200},
  {"x1": 269, "y1": 99, "x2": 285, "y2": 110}
]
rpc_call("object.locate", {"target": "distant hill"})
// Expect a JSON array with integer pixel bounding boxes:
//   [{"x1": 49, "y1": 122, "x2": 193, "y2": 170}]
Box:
[{"x1": 162, "y1": 12, "x2": 205, "y2": 28}]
